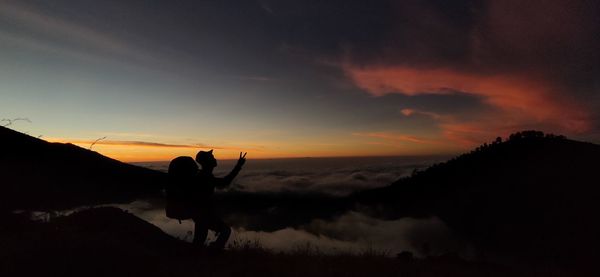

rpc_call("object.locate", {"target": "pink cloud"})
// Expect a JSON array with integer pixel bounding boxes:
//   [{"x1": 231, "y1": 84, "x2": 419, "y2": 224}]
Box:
[
  {"x1": 400, "y1": 109, "x2": 416, "y2": 116},
  {"x1": 334, "y1": 0, "x2": 598, "y2": 148},
  {"x1": 400, "y1": 108, "x2": 442, "y2": 119},
  {"x1": 345, "y1": 65, "x2": 591, "y2": 138}
]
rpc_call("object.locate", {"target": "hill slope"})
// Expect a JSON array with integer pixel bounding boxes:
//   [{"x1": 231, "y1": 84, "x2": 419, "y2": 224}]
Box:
[
  {"x1": 1, "y1": 207, "x2": 544, "y2": 277},
  {"x1": 0, "y1": 126, "x2": 166, "y2": 211},
  {"x1": 356, "y1": 131, "x2": 600, "y2": 264}
]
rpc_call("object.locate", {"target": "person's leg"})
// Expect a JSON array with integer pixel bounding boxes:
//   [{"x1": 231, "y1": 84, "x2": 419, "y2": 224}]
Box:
[
  {"x1": 192, "y1": 218, "x2": 208, "y2": 247},
  {"x1": 209, "y1": 217, "x2": 231, "y2": 249}
]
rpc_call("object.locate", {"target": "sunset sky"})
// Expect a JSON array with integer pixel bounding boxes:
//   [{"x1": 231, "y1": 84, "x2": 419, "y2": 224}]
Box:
[{"x1": 1, "y1": 0, "x2": 599, "y2": 161}]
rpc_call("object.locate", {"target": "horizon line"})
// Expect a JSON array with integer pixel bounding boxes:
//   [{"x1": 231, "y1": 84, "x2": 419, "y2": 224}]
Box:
[{"x1": 124, "y1": 153, "x2": 457, "y2": 163}]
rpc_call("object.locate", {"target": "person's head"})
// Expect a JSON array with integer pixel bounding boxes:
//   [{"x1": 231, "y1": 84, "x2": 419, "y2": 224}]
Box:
[{"x1": 196, "y1": 149, "x2": 217, "y2": 168}]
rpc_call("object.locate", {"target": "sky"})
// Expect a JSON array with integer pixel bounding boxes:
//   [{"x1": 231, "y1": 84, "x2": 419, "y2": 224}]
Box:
[{"x1": 1, "y1": 0, "x2": 599, "y2": 161}]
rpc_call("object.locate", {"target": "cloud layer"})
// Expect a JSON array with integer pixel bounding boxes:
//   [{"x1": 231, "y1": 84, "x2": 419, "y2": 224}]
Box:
[
  {"x1": 118, "y1": 200, "x2": 464, "y2": 256},
  {"x1": 138, "y1": 156, "x2": 443, "y2": 196},
  {"x1": 225, "y1": 157, "x2": 446, "y2": 196}
]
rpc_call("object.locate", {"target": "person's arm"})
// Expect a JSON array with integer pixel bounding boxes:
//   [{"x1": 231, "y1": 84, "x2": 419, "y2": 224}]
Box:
[{"x1": 215, "y1": 152, "x2": 246, "y2": 189}]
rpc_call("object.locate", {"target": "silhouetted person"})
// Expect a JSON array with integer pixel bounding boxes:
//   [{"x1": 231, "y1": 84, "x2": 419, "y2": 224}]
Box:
[
  {"x1": 192, "y1": 150, "x2": 246, "y2": 249},
  {"x1": 165, "y1": 151, "x2": 246, "y2": 250}
]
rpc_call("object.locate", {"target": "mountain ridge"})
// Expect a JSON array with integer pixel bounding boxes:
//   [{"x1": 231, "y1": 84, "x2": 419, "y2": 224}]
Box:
[
  {"x1": 356, "y1": 130, "x2": 600, "y2": 264},
  {"x1": 0, "y1": 126, "x2": 166, "y2": 211}
]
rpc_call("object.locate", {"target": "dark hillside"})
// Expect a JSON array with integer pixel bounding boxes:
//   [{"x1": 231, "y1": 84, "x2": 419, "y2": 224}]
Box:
[
  {"x1": 0, "y1": 126, "x2": 166, "y2": 211},
  {"x1": 356, "y1": 131, "x2": 600, "y2": 265},
  {"x1": 0, "y1": 207, "x2": 546, "y2": 277}
]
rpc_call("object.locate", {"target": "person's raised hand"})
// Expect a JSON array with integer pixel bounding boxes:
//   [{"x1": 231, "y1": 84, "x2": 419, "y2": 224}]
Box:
[{"x1": 236, "y1": 152, "x2": 247, "y2": 167}]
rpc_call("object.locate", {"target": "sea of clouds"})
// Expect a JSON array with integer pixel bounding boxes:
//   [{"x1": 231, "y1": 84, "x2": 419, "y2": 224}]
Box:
[
  {"x1": 117, "y1": 199, "x2": 468, "y2": 257},
  {"x1": 134, "y1": 156, "x2": 447, "y2": 196},
  {"x1": 125, "y1": 156, "x2": 469, "y2": 256}
]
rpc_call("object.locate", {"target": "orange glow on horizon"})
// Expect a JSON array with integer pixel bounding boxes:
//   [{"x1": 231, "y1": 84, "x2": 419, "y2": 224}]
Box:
[
  {"x1": 45, "y1": 136, "x2": 462, "y2": 163},
  {"x1": 47, "y1": 138, "x2": 269, "y2": 162}
]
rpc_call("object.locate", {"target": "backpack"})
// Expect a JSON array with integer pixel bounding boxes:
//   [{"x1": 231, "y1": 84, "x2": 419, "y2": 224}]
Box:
[{"x1": 165, "y1": 156, "x2": 198, "y2": 222}]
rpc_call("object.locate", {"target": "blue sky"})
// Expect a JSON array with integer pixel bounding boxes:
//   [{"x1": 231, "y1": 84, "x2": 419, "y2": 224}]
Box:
[{"x1": 1, "y1": 0, "x2": 599, "y2": 161}]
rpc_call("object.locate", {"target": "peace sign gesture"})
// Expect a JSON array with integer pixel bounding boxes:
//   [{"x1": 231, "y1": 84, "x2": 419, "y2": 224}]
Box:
[{"x1": 236, "y1": 152, "x2": 247, "y2": 167}]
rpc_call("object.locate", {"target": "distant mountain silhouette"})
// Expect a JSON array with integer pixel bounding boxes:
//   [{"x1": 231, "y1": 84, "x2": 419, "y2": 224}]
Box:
[
  {"x1": 355, "y1": 131, "x2": 600, "y2": 265},
  {"x1": 0, "y1": 126, "x2": 166, "y2": 211}
]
